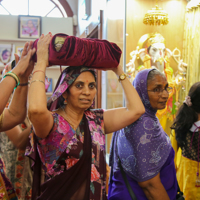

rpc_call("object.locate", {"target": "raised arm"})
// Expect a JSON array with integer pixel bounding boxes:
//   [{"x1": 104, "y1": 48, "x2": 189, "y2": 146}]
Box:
[
  {"x1": 28, "y1": 33, "x2": 54, "y2": 139},
  {"x1": 103, "y1": 65, "x2": 145, "y2": 134},
  {"x1": 5, "y1": 124, "x2": 31, "y2": 150},
  {"x1": 0, "y1": 42, "x2": 36, "y2": 131}
]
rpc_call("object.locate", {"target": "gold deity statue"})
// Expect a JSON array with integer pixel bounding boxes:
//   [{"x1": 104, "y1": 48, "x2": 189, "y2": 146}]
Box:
[{"x1": 126, "y1": 33, "x2": 187, "y2": 132}]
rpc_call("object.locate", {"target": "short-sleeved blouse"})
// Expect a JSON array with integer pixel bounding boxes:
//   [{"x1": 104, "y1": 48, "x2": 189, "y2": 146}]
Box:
[{"x1": 26, "y1": 109, "x2": 107, "y2": 200}]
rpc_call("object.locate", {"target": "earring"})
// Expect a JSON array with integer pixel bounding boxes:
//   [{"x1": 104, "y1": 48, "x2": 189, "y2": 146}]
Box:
[
  {"x1": 91, "y1": 100, "x2": 95, "y2": 108},
  {"x1": 64, "y1": 98, "x2": 67, "y2": 105}
]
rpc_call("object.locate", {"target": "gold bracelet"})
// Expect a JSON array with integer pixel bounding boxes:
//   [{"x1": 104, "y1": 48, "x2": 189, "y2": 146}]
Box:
[
  {"x1": 30, "y1": 80, "x2": 45, "y2": 85},
  {"x1": 5, "y1": 71, "x2": 20, "y2": 83},
  {"x1": 0, "y1": 109, "x2": 5, "y2": 130}
]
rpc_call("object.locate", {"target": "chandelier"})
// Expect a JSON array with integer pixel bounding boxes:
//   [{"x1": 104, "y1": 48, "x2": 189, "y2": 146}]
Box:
[{"x1": 143, "y1": 2, "x2": 169, "y2": 26}]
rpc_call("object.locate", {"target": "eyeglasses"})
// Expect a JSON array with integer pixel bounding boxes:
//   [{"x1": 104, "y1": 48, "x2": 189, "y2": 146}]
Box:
[{"x1": 147, "y1": 87, "x2": 173, "y2": 96}]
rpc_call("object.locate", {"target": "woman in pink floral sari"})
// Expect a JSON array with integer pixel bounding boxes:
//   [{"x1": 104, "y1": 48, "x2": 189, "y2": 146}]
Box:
[{"x1": 26, "y1": 33, "x2": 145, "y2": 200}]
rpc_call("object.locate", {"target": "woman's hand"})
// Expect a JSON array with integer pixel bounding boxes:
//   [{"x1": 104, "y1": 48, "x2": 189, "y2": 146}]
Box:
[
  {"x1": 36, "y1": 32, "x2": 52, "y2": 68},
  {"x1": 111, "y1": 64, "x2": 124, "y2": 76},
  {"x1": 103, "y1": 64, "x2": 124, "y2": 77},
  {"x1": 12, "y1": 41, "x2": 36, "y2": 81}
]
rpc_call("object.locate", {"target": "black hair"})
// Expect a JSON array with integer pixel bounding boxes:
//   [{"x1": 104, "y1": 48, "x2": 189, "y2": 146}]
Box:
[
  {"x1": 11, "y1": 60, "x2": 16, "y2": 69},
  {"x1": 171, "y1": 82, "x2": 200, "y2": 148},
  {"x1": 147, "y1": 69, "x2": 166, "y2": 87}
]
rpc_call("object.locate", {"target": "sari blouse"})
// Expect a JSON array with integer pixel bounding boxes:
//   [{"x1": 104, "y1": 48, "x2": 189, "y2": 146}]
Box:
[{"x1": 25, "y1": 109, "x2": 107, "y2": 200}]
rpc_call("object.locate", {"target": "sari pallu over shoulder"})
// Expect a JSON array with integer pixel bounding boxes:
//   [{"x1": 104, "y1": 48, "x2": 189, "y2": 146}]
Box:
[
  {"x1": 31, "y1": 33, "x2": 122, "y2": 69},
  {"x1": 27, "y1": 114, "x2": 92, "y2": 200}
]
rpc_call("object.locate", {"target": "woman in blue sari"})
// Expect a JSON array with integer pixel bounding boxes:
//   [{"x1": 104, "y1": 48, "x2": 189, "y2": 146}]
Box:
[{"x1": 108, "y1": 69, "x2": 177, "y2": 200}]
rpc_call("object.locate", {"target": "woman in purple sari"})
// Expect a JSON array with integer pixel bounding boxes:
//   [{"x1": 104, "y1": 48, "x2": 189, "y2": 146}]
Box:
[{"x1": 108, "y1": 69, "x2": 177, "y2": 200}]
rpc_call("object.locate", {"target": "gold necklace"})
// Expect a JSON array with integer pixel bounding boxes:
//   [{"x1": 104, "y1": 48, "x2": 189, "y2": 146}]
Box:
[{"x1": 61, "y1": 106, "x2": 76, "y2": 130}]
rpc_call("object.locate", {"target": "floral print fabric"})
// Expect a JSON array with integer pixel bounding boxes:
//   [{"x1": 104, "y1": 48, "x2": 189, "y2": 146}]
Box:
[
  {"x1": 25, "y1": 109, "x2": 107, "y2": 200},
  {"x1": 0, "y1": 132, "x2": 18, "y2": 187},
  {"x1": 0, "y1": 157, "x2": 17, "y2": 200},
  {"x1": 0, "y1": 121, "x2": 32, "y2": 200}
]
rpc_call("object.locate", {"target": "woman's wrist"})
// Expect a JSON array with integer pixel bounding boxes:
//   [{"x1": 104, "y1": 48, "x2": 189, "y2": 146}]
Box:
[
  {"x1": 19, "y1": 77, "x2": 29, "y2": 83},
  {"x1": 115, "y1": 69, "x2": 124, "y2": 77},
  {"x1": 113, "y1": 64, "x2": 124, "y2": 76},
  {"x1": 12, "y1": 67, "x2": 22, "y2": 77},
  {"x1": 34, "y1": 62, "x2": 47, "y2": 70},
  {"x1": 19, "y1": 82, "x2": 29, "y2": 86},
  {"x1": 36, "y1": 58, "x2": 48, "y2": 67}
]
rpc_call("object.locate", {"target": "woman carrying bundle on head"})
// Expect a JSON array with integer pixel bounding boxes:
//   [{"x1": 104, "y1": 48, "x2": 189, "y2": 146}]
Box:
[{"x1": 26, "y1": 33, "x2": 145, "y2": 200}]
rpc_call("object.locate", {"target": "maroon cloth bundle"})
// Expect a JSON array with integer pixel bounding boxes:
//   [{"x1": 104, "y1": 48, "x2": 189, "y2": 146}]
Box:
[{"x1": 32, "y1": 33, "x2": 122, "y2": 69}]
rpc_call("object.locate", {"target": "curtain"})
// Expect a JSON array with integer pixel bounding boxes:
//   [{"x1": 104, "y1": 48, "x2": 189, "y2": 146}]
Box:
[{"x1": 182, "y1": 0, "x2": 200, "y2": 95}]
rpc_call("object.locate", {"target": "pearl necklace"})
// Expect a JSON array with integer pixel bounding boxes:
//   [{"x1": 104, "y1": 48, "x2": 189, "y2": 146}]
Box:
[{"x1": 61, "y1": 106, "x2": 76, "y2": 130}]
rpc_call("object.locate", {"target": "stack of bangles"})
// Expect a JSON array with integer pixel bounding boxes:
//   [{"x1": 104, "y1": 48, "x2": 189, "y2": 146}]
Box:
[
  {"x1": 3, "y1": 71, "x2": 21, "y2": 89},
  {"x1": 30, "y1": 70, "x2": 45, "y2": 85}
]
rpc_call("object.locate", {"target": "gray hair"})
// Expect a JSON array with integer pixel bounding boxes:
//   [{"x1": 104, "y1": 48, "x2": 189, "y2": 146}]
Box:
[{"x1": 147, "y1": 69, "x2": 166, "y2": 86}]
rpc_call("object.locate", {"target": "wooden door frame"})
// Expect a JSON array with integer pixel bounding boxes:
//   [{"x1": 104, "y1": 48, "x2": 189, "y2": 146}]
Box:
[{"x1": 79, "y1": 10, "x2": 103, "y2": 108}]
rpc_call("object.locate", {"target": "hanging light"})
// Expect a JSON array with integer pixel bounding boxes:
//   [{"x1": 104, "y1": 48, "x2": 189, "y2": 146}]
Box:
[{"x1": 143, "y1": 1, "x2": 169, "y2": 26}]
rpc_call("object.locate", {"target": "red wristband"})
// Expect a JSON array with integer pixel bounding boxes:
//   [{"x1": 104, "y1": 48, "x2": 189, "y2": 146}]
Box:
[{"x1": 32, "y1": 70, "x2": 45, "y2": 75}]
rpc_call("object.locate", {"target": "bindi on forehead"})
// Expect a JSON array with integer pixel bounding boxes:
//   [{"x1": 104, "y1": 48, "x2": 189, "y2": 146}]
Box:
[{"x1": 86, "y1": 80, "x2": 88, "y2": 82}]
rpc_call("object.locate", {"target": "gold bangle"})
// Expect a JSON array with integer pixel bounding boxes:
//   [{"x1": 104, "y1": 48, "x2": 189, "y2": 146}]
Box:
[
  {"x1": 5, "y1": 71, "x2": 20, "y2": 83},
  {"x1": 30, "y1": 80, "x2": 45, "y2": 85},
  {"x1": 0, "y1": 109, "x2": 5, "y2": 130}
]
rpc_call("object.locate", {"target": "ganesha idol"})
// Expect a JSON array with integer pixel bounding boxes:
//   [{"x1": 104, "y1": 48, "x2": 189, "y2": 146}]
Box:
[{"x1": 126, "y1": 33, "x2": 187, "y2": 131}]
